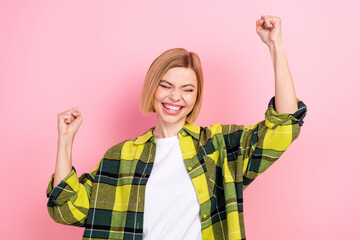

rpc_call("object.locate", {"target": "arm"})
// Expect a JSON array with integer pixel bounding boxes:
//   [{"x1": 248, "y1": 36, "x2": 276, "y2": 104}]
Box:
[
  {"x1": 241, "y1": 16, "x2": 307, "y2": 189},
  {"x1": 270, "y1": 42, "x2": 298, "y2": 114},
  {"x1": 241, "y1": 97, "x2": 306, "y2": 190},
  {"x1": 46, "y1": 107, "x2": 93, "y2": 226},
  {"x1": 221, "y1": 16, "x2": 307, "y2": 190},
  {"x1": 53, "y1": 135, "x2": 74, "y2": 188},
  {"x1": 257, "y1": 15, "x2": 298, "y2": 114},
  {"x1": 46, "y1": 162, "x2": 100, "y2": 226},
  {"x1": 54, "y1": 107, "x2": 82, "y2": 187},
  {"x1": 222, "y1": 97, "x2": 307, "y2": 191}
]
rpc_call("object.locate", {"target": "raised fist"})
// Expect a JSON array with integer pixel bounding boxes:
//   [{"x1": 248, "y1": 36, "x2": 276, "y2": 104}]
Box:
[{"x1": 57, "y1": 107, "x2": 83, "y2": 137}]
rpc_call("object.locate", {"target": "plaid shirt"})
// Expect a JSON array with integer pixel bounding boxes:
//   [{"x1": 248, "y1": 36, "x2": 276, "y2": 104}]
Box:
[{"x1": 46, "y1": 96, "x2": 307, "y2": 240}]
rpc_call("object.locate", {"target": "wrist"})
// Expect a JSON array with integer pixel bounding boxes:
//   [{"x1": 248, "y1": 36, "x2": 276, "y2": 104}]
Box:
[
  {"x1": 268, "y1": 39, "x2": 284, "y2": 51},
  {"x1": 58, "y1": 134, "x2": 75, "y2": 144},
  {"x1": 268, "y1": 40, "x2": 285, "y2": 60}
]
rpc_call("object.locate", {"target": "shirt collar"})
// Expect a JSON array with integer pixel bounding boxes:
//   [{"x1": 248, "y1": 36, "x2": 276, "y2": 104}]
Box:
[{"x1": 134, "y1": 122, "x2": 201, "y2": 145}]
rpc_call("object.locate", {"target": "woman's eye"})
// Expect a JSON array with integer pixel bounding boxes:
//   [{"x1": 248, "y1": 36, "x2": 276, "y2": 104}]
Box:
[
  {"x1": 160, "y1": 85, "x2": 170, "y2": 89},
  {"x1": 184, "y1": 89, "x2": 194, "y2": 92}
]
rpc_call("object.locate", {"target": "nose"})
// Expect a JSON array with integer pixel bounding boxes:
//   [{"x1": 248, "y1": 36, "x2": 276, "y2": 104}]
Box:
[{"x1": 169, "y1": 88, "x2": 181, "y2": 101}]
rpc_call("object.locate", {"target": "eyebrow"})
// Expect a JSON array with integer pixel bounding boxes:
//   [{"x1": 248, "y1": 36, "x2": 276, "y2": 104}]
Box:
[{"x1": 160, "y1": 80, "x2": 195, "y2": 88}]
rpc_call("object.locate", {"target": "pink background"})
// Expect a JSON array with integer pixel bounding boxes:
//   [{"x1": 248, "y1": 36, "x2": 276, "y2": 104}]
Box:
[{"x1": 1, "y1": 0, "x2": 359, "y2": 239}]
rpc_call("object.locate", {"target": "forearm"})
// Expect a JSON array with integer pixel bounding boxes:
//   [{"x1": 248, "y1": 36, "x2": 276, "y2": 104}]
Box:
[
  {"x1": 269, "y1": 40, "x2": 298, "y2": 114},
  {"x1": 53, "y1": 134, "x2": 74, "y2": 188}
]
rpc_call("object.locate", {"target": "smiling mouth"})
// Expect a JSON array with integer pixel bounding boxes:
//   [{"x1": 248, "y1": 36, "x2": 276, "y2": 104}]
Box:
[{"x1": 162, "y1": 103, "x2": 183, "y2": 111}]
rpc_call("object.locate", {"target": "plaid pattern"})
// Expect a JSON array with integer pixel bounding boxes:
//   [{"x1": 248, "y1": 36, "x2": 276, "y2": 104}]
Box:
[{"x1": 46, "y1": 96, "x2": 307, "y2": 240}]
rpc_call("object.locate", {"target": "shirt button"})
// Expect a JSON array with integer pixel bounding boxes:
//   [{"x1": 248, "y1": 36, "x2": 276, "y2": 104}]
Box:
[
  {"x1": 202, "y1": 214, "x2": 207, "y2": 219},
  {"x1": 187, "y1": 166, "x2": 192, "y2": 171},
  {"x1": 181, "y1": 132, "x2": 186, "y2": 136}
]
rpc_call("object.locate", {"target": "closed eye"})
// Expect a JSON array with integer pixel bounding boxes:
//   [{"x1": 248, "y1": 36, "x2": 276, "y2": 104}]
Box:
[{"x1": 160, "y1": 83, "x2": 194, "y2": 92}]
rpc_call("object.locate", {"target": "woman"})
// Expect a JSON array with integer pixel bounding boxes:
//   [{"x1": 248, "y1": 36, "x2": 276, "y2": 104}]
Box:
[{"x1": 46, "y1": 15, "x2": 307, "y2": 240}]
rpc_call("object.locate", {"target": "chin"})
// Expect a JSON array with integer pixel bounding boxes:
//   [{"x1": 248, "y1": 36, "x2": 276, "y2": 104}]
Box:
[{"x1": 161, "y1": 116, "x2": 186, "y2": 125}]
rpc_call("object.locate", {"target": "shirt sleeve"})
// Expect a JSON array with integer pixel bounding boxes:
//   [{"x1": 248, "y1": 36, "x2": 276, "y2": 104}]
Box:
[
  {"x1": 46, "y1": 160, "x2": 101, "y2": 226},
  {"x1": 222, "y1": 96, "x2": 307, "y2": 191}
]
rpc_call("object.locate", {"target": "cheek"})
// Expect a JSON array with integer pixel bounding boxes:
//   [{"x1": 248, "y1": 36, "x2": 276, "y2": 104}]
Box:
[
  {"x1": 154, "y1": 88, "x2": 164, "y2": 101},
  {"x1": 153, "y1": 88, "x2": 163, "y2": 110},
  {"x1": 185, "y1": 92, "x2": 198, "y2": 106}
]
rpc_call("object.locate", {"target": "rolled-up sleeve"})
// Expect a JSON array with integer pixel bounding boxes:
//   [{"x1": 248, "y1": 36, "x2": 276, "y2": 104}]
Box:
[
  {"x1": 221, "y1": 97, "x2": 307, "y2": 190},
  {"x1": 240, "y1": 96, "x2": 307, "y2": 189},
  {"x1": 265, "y1": 96, "x2": 307, "y2": 129},
  {"x1": 46, "y1": 163, "x2": 99, "y2": 226}
]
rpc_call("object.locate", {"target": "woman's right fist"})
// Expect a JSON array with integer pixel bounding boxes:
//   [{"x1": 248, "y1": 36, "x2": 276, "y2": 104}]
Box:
[{"x1": 57, "y1": 107, "x2": 83, "y2": 137}]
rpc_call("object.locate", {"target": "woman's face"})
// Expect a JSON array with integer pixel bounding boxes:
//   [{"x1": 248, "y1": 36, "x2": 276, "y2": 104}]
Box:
[{"x1": 153, "y1": 67, "x2": 198, "y2": 126}]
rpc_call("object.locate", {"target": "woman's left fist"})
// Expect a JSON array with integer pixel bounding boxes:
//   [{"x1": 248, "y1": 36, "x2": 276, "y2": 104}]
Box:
[{"x1": 256, "y1": 15, "x2": 282, "y2": 46}]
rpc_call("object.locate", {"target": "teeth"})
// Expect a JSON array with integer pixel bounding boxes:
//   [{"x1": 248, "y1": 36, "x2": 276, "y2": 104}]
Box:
[{"x1": 164, "y1": 104, "x2": 181, "y2": 111}]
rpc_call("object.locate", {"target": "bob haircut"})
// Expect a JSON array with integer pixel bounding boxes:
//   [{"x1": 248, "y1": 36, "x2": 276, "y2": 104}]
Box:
[{"x1": 139, "y1": 48, "x2": 204, "y2": 124}]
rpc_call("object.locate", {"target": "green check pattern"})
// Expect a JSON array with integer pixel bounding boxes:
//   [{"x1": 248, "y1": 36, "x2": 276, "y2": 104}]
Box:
[{"x1": 46, "y1": 96, "x2": 307, "y2": 240}]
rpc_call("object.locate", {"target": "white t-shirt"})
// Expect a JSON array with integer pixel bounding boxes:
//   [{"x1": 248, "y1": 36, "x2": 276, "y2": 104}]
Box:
[{"x1": 142, "y1": 135, "x2": 202, "y2": 240}]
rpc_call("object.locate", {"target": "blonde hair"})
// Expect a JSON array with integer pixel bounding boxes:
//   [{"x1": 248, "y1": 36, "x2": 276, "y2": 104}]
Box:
[{"x1": 139, "y1": 48, "x2": 204, "y2": 123}]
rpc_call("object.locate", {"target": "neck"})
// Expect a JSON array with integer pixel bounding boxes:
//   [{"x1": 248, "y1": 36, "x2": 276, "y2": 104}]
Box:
[{"x1": 153, "y1": 119, "x2": 186, "y2": 139}]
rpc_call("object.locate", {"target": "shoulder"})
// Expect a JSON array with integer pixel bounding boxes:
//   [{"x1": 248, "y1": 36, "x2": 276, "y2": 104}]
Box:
[
  {"x1": 201, "y1": 123, "x2": 223, "y2": 137},
  {"x1": 103, "y1": 137, "x2": 138, "y2": 158},
  {"x1": 201, "y1": 123, "x2": 245, "y2": 137}
]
